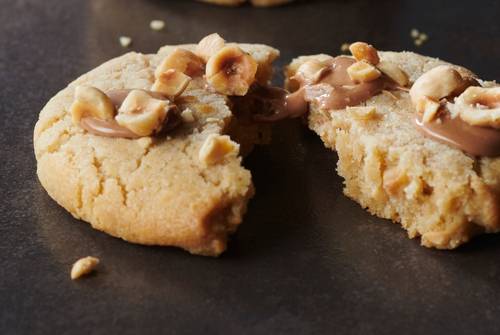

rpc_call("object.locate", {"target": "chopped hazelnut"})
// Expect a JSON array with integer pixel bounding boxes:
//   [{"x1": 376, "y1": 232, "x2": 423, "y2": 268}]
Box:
[
  {"x1": 417, "y1": 97, "x2": 441, "y2": 123},
  {"x1": 376, "y1": 61, "x2": 409, "y2": 87},
  {"x1": 198, "y1": 134, "x2": 239, "y2": 165},
  {"x1": 115, "y1": 90, "x2": 172, "y2": 136},
  {"x1": 347, "y1": 61, "x2": 381, "y2": 83},
  {"x1": 180, "y1": 108, "x2": 195, "y2": 123},
  {"x1": 152, "y1": 69, "x2": 191, "y2": 98},
  {"x1": 453, "y1": 86, "x2": 500, "y2": 127},
  {"x1": 155, "y1": 48, "x2": 205, "y2": 78},
  {"x1": 150, "y1": 20, "x2": 165, "y2": 31},
  {"x1": 119, "y1": 36, "x2": 132, "y2": 48},
  {"x1": 205, "y1": 45, "x2": 258, "y2": 96},
  {"x1": 71, "y1": 256, "x2": 99, "y2": 280},
  {"x1": 349, "y1": 42, "x2": 380, "y2": 65},
  {"x1": 196, "y1": 33, "x2": 226, "y2": 62},
  {"x1": 70, "y1": 86, "x2": 116, "y2": 125},
  {"x1": 410, "y1": 65, "x2": 466, "y2": 106}
]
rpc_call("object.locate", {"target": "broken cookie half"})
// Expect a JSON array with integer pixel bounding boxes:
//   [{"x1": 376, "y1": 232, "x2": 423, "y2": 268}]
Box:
[
  {"x1": 34, "y1": 34, "x2": 280, "y2": 256},
  {"x1": 285, "y1": 43, "x2": 500, "y2": 249}
]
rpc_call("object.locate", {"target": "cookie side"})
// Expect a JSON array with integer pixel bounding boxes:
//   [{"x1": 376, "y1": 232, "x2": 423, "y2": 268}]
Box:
[{"x1": 287, "y1": 51, "x2": 500, "y2": 249}]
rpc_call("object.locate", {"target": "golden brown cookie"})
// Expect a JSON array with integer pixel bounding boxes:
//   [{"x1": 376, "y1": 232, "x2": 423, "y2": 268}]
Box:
[
  {"x1": 34, "y1": 36, "x2": 279, "y2": 256},
  {"x1": 286, "y1": 46, "x2": 500, "y2": 249}
]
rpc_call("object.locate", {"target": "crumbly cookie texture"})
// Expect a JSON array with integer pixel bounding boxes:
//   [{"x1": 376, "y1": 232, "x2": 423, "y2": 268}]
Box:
[
  {"x1": 287, "y1": 51, "x2": 500, "y2": 249},
  {"x1": 197, "y1": 0, "x2": 293, "y2": 6},
  {"x1": 34, "y1": 43, "x2": 279, "y2": 256}
]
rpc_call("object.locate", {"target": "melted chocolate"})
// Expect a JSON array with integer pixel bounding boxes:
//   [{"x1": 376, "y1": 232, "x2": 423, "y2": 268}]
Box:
[
  {"x1": 80, "y1": 117, "x2": 140, "y2": 139},
  {"x1": 252, "y1": 56, "x2": 393, "y2": 122},
  {"x1": 231, "y1": 85, "x2": 308, "y2": 123},
  {"x1": 301, "y1": 57, "x2": 392, "y2": 110},
  {"x1": 415, "y1": 110, "x2": 500, "y2": 157},
  {"x1": 80, "y1": 89, "x2": 176, "y2": 139}
]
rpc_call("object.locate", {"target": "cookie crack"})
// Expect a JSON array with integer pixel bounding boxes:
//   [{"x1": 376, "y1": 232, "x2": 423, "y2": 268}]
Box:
[
  {"x1": 34, "y1": 114, "x2": 63, "y2": 141},
  {"x1": 132, "y1": 142, "x2": 153, "y2": 176}
]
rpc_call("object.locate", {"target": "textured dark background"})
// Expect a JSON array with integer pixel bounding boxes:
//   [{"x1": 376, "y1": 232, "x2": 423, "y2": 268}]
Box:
[{"x1": 2, "y1": 0, "x2": 500, "y2": 334}]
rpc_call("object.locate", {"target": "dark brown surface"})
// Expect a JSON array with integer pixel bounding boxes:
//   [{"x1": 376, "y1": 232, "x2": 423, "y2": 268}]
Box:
[{"x1": 2, "y1": 0, "x2": 500, "y2": 334}]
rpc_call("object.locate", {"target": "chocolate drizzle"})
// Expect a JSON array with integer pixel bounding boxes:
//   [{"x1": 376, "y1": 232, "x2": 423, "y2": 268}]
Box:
[
  {"x1": 80, "y1": 117, "x2": 140, "y2": 139},
  {"x1": 230, "y1": 85, "x2": 307, "y2": 123},
  {"x1": 80, "y1": 89, "x2": 177, "y2": 139},
  {"x1": 415, "y1": 109, "x2": 500, "y2": 157},
  {"x1": 248, "y1": 56, "x2": 394, "y2": 122}
]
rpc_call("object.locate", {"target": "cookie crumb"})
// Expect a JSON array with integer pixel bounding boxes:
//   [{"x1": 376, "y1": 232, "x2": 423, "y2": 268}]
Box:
[
  {"x1": 150, "y1": 20, "x2": 165, "y2": 31},
  {"x1": 180, "y1": 108, "x2": 195, "y2": 123},
  {"x1": 340, "y1": 43, "x2": 350, "y2": 53},
  {"x1": 70, "y1": 256, "x2": 99, "y2": 280},
  {"x1": 410, "y1": 29, "x2": 429, "y2": 47},
  {"x1": 119, "y1": 36, "x2": 132, "y2": 48}
]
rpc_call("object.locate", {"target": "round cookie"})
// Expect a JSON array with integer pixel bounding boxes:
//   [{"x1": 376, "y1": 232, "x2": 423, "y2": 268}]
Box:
[{"x1": 34, "y1": 42, "x2": 279, "y2": 256}]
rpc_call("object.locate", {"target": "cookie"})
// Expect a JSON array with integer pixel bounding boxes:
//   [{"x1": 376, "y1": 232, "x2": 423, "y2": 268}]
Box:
[
  {"x1": 285, "y1": 43, "x2": 500, "y2": 249},
  {"x1": 34, "y1": 34, "x2": 279, "y2": 256},
  {"x1": 198, "y1": 0, "x2": 293, "y2": 7}
]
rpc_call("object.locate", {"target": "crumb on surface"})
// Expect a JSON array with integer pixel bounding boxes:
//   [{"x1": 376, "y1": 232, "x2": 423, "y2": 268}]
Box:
[
  {"x1": 150, "y1": 20, "x2": 165, "y2": 31},
  {"x1": 410, "y1": 29, "x2": 429, "y2": 47},
  {"x1": 340, "y1": 43, "x2": 350, "y2": 53},
  {"x1": 70, "y1": 256, "x2": 100, "y2": 280},
  {"x1": 119, "y1": 36, "x2": 132, "y2": 48}
]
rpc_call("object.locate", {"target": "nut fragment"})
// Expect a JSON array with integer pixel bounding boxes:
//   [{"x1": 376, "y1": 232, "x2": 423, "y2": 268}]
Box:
[
  {"x1": 206, "y1": 45, "x2": 258, "y2": 96},
  {"x1": 70, "y1": 86, "x2": 116, "y2": 125},
  {"x1": 454, "y1": 86, "x2": 500, "y2": 127},
  {"x1": 199, "y1": 134, "x2": 239, "y2": 165},
  {"x1": 410, "y1": 65, "x2": 466, "y2": 105},
  {"x1": 119, "y1": 36, "x2": 132, "y2": 48},
  {"x1": 155, "y1": 48, "x2": 205, "y2": 78},
  {"x1": 340, "y1": 43, "x2": 351, "y2": 53},
  {"x1": 196, "y1": 33, "x2": 226, "y2": 62},
  {"x1": 349, "y1": 42, "x2": 380, "y2": 65},
  {"x1": 152, "y1": 69, "x2": 191, "y2": 98},
  {"x1": 346, "y1": 106, "x2": 378, "y2": 120},
  {"x1": 150, "y1": 20, "x2": 165, "y2": 31},
  {"x1": 383, "y1": 167, "x2": 410, "y2": 196},
  {"x1": 180, "y1": 108, "x2": 195, "y2": 123},
  {"x1": 294, "y1": 59, "x2": 328, "y2": 84},
  {"x1": 347, "y1": 61, "x2": 381, "y2": 83},
  {"x1": 376, "y1": 61, "x2": 409, "y2": 87},
  {"x1": 417, "y1": 96, "x2": 441, "y2": 122},
  {"x1": 71, "y1": 256, "x2": 99, "y2": 280},
  {"x1": 115, "y1": 90, "x2": 172, "y2": 136}
]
